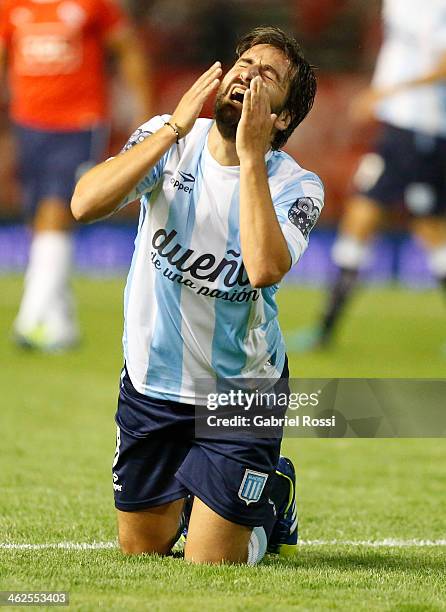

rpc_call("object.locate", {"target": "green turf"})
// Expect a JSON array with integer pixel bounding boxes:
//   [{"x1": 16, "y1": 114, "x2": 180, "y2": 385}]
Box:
[{"x1": 1, "y1": 276, "x2": 445, "y2": 611}]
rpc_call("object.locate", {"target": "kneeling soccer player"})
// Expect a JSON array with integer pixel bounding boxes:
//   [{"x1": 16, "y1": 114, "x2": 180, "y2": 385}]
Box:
[{"x1": 71, "y1": 26, "x2": 323, "y2": 564}]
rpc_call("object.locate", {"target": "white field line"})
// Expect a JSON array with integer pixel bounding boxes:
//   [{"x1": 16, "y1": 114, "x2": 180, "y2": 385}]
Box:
[
  {"x1": 1, "y1": 539, "x2": 446, "y2": 550},
  {"x1": 0, "y1": 541, "x2": 117, "y2": 550}
]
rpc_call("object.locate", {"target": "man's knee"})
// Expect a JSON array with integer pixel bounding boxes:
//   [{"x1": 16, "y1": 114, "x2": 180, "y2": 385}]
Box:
[
  {"x1": 184, "y1": 497, "x2": 251, "y2": 565},
  {"x1": 118, "y1": 531, "x2": 173, "y2": 556},
  {"x1": 116, "y1": 500, "x2": 184, "y2": 556},
  {"x1": 412, "y1": 216, "x2": 446, "y2": 249},
  {"x1": 34, "y1": 197, "x2": 73, "y2": 232}
]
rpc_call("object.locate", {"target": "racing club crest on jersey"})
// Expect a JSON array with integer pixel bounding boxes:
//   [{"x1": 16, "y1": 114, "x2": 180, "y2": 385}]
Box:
[
  {"x1": 238, "y1": 469, "x2": 268, "y2": 505},
  {"x1": 288, "y1": 197, "x2": 320, "y2": 239},
  {"x1": 123, "y1": 128, "x2": 153, "y2": 151}
]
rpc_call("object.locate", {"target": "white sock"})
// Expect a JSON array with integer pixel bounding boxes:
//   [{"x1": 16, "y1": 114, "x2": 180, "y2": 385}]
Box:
[
  {"x1": 247, "y1": 526, "x2": 268, "y2": 565},
  {"x1": 332, "y1": 235, "x2": 371, "y2": 270},
  {"x1": 15, "y1": 231, "x2": 74, "y2": 338},
  {"x1": 428, "y1": 244, "x2": 446, "y2": 278},
  {"x1": 44, "y1": 285, "x2": 79, "y2": 343}
]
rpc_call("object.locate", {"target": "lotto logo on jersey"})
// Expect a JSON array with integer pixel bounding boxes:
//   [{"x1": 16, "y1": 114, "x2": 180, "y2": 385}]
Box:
[{"x1": 15, "y1": 23, "x2": 82, "y2": 75}]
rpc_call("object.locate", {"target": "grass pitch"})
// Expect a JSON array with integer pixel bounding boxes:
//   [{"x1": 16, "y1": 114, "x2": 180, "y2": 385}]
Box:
[{"x1": 0, "y1": 276, "x2": 445, "y2": 611}]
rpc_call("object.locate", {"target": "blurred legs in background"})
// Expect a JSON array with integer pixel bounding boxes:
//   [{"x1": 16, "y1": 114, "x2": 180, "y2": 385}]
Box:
[
  {"x1": 412, "y1": 217, "x2": 446, "y2": 293},
  {"x1": 288, "y1": 120, "x2": 446, "y2": 354},
  {"x1": 14, "y1": 198, "x2": 78, "y2": 351},
  {"x1": 288, "y1": 198, "x2": 446, "y2": 353},
  {"x1": 288, "y1": 196, "x2": 383, "y2": 351},
  {"x1": 1, "y1": 0, "x2": 153, "y2": 352},
  {"x1": 319, "y1": 196, "x2": 383, "y2": 345},
  {"x1": 11, "y1": 125, "x2": 109, "y2": 352}
]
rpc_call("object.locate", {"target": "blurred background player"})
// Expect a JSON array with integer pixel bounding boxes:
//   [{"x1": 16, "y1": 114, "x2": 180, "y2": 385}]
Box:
[
  {"x1": 0, "y1": 0, "x2": 152, "y2": 351},
  {"x1": 288, "y1": 0, "x2": 446, "y2": 352}
]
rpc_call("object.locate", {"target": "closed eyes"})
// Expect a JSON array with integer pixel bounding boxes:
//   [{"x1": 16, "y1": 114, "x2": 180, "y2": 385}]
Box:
[{"x1": 237, "y1": 60, "x2": 279, "y2": 84}]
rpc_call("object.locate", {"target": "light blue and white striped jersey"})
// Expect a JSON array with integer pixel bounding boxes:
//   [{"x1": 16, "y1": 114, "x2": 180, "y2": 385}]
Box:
[
  {"x1": 373, "y1": 0, "x2": 446, "y2": 135},
  {"x1": 119, "y1": 115, "x2": 324, "y2": 404}
]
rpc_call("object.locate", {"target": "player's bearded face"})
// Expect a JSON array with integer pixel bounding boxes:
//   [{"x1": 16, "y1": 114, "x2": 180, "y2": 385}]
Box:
[
  {"x1": 214, "y1": 87, "x2": 241, "y2": 141},
  {"x1": 214, "y1": 78, "x2": 285, "y2": 142}
]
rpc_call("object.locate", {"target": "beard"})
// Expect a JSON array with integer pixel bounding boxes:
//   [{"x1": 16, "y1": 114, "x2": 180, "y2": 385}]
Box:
[
  {"x1": 213, "y1": 91, "x2": 241, "y2": 142},
  {"x1": 214, "y1": 86, "x2": 285, "y2": 143}
]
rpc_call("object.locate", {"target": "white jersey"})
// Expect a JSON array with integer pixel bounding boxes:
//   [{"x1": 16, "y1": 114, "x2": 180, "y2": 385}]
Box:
[
  {"x1": 119, "y1": 115, "x2": 324, "y2": 404},
  {"x1": 372, "y1": 0, "x2": 446, "y2": 135}
]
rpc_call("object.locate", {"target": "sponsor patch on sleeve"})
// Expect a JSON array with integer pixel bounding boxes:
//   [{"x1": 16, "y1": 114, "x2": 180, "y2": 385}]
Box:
[{"x1": 287, "y1": 197, "x2": 321, "y2": 239}]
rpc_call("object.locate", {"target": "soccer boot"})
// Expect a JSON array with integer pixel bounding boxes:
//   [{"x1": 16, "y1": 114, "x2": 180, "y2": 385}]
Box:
[
  {"x1": 171, "y1": 494, "x2": 193, "y2": 554},
  {"x1": 13, "y1": 322, "x2": 79, "y2": 353},
  {"x1": 267, "y1": 456, "x2": 298, "y2": 556},
  {"x1": 285, "y1": 326, "x2": 327, "y2": 353}
]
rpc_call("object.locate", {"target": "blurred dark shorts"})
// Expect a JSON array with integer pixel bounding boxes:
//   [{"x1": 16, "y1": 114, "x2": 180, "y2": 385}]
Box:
[
  {"x1": 13, "y1": 122, "x2": 109, "y2": 214},
  {"x1": 355, "y1": 123, "x2": 446, "y2": 217},
  {"x1": 112, "y1": 360, "x2": 289, "y2": 527}
]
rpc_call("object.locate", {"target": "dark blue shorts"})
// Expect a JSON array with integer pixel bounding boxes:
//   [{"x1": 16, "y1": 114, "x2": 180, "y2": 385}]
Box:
[
  {"x1": 112, "y1": 361, "x2": 289, "y2": 527},
  {"x1": 14, "y1": 123, "x2": 109, "y2": 214},
  {"x1": 357, "y1": 123, "x2": 446, "y2": 216}
]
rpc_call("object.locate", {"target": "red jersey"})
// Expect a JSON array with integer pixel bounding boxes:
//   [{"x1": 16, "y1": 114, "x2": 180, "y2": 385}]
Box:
[{"x1": 0, "y1": 0, "x2": 128, "y2": 130}]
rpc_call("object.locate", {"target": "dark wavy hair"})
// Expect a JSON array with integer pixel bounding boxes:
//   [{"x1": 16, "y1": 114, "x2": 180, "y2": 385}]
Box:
[{"x1": 236, "y1": 26, "x2": 317, "y2": 150}]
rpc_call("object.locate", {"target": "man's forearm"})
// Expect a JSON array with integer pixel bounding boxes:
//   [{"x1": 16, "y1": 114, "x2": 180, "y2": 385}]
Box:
[
  {"x1": 239, "y1": 156, "x2": 291, "y2": 288},
  {"x1": 71, "y1": 125, "x2": 176, "y2": 223},
  {"x1": 378, "y1": 53, "x2": 446, "y2": 98},
  {"x1": 115, "y1": 36, "x2": 154, "y2": 124}
]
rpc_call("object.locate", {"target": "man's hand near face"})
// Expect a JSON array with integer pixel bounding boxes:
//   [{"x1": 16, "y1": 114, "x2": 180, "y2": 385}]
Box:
[
  {"x1": 170, "y1": 62, "x2": 222, "y2": 138},
  {"x1": 236, "y1": 75, "x2": 292, "y2": 288},
  {"x1": 236, "y1": 76, "x2": 278, "y2": 161}
]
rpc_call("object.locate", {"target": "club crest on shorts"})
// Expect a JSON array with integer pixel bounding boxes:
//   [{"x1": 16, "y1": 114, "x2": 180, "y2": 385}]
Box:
[{"x1": 238, "y1": 469, "x2": 268, "y2": 505}]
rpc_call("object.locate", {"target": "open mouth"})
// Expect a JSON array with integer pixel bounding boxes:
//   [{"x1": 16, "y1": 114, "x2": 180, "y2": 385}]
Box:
[{"x1": 229, "y1": 88, "x2": 246, "y2": 105}]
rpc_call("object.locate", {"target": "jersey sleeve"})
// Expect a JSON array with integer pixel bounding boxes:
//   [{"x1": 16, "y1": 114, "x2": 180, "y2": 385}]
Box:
[
  {"x1": 273, "y1": 171, "x2": 324, "y2": 267},
  {"x1": 114, "y1": 114, "x2": 171, "y2": 210}
]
